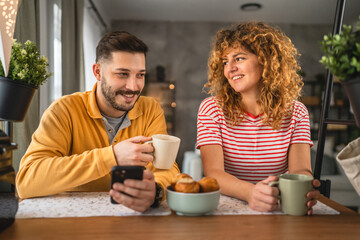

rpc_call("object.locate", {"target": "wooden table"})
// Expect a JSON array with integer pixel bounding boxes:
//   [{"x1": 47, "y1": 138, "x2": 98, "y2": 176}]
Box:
[{"x1": 1, "y1": 195, "x2": 359, "y2": 240}]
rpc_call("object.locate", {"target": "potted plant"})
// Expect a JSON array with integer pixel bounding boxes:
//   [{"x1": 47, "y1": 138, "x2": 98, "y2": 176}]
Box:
[
  {"x1": 0, "y1": 40, "x2": 52, "y2": 121},
  {"x1": 319, "y1": 17, "x2": 360, "y2": 126}
]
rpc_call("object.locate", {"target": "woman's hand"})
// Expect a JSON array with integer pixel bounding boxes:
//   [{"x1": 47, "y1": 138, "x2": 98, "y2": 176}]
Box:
[
  {"x1": 248, "y1": 175, "x2": 280, "y2": 212},
  {"x1": 306, "y1": 179, "x2": 321, "y2": 215}
]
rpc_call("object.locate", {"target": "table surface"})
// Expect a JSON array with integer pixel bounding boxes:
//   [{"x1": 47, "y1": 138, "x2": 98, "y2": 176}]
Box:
[{"x1": 1, "y1": 195, "x2": 360, "y2": 240}]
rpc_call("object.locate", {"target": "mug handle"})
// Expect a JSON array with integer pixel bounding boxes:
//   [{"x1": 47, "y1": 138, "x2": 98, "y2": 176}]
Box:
[
  {"x1": 269, "y1": 181, "x2": 281, "y2": 199},
  {"x1": 269, "y1": 181, "x2": 278, "y2": 187},
  {"x1": 144, "y1": 141, "x2": 155, "y2": 157}
]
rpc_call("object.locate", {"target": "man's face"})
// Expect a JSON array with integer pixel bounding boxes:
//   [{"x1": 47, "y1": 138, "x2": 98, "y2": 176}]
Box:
[{"x1": 94, "y1": 51, "x2": 146, "y2": 116}]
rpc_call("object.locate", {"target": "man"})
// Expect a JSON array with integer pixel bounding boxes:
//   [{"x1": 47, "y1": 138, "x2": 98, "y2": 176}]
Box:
[{"x1": 16, "y1": 31, "x2": 180, "y2": 212}]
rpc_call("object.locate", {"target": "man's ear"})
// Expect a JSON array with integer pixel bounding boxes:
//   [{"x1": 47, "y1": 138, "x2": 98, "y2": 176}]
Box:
[{"x1": 93, "y1": 63, "x2": 102, "y2": 81}]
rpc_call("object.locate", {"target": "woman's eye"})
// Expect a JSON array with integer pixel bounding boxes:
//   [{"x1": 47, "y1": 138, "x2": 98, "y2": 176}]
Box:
[
  {"x1": 222, "y1": 61, "x2": 228, "y2": 66},
  {"x1": 236, "y1": 57, "x2": 244, "y2": 61}
]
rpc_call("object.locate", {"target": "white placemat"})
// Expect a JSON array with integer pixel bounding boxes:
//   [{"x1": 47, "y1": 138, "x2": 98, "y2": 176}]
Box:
[
  {"x1": 16, "y1": 192, "x2": 171, "y2": 219},
  {"x1": 16, "y1": 192, "x2": 339, "y2": 219},
  {"x1": 211, "y1": 195, "x2": 339, "y2": 215}
]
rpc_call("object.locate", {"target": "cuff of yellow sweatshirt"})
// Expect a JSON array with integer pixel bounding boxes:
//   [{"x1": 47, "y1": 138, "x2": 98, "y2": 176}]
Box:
[{"x1": 96, "y1": 145, "x2": 118, "y2": 174}]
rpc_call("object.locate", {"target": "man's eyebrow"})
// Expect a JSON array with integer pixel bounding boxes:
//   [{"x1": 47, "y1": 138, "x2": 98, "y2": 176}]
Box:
[
  {"x1": 114, "y1": 68, "x2": 130, "y2": 72},
  {"x1": 114, "y1": 68, "x2": 146, "y2": 72}
]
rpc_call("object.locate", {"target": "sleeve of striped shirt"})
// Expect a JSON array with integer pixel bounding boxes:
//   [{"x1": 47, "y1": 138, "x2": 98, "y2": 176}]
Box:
[
  {"x1": 290, "y1": 101, "x2": 313, "y2": 147},
  {"x1": 196, "y1": 97, "x2": 223, "y2": 149}
]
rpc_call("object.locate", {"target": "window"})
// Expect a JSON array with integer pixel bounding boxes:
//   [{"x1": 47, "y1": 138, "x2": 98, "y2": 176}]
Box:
[
  {"x1": 48, "y1": 0, "x2": 62, "y2": 102},
  {"x1": 83, "y1": 0, "x2": 106, "y2": 91},
  {"x1": 40, "y1": 0, "x2": 105, "y2": 114}
]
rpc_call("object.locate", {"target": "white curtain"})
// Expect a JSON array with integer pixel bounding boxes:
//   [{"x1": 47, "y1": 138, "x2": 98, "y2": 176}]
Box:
[
  {"x1": 83, "y1": 0, "x2": 107, "y2": 91},
  {"x1": 12, "y1": 0, "x2": 40, "y2": 173},
  {"x1": 61, "y1": 0, "x2": 85, "y2": 94}
]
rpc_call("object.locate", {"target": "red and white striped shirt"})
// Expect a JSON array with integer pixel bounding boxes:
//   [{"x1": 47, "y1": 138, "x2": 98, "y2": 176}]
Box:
[{"x1": 196, "y1": 97, "x2": 313, "y2": 183}]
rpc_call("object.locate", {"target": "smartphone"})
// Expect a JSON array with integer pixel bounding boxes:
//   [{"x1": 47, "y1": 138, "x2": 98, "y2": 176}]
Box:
[{"x1": 110, "y1": 166, "x2": 144, "y2": 204}]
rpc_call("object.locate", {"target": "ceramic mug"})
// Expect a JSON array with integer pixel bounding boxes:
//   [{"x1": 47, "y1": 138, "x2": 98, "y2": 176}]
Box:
[
  {"x1": 269, "y1": 174, "x2": 314, "y2": 216},
  {"x1": 146, "y1": 134, "x2": 181, "y2": 169}
]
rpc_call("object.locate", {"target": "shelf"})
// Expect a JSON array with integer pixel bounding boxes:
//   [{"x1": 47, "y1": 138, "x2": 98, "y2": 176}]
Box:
[
  {"x1": 143, "y1": 80, "x2": 176, "y2": 135},
  {"x1": 326, "y1": 124, "x2": 348, "y2": 130},
  {"x1": 325, "y1": 119, "x2": 356, "y2": 126},
  {"x1": 301, "y1": 96, "x2": 320, "y2": 106}
]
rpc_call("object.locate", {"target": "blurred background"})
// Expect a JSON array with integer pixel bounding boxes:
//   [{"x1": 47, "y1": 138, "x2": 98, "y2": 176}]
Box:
[{"x1": 2, "y1": 0, "x2": 360, "y2": 210}]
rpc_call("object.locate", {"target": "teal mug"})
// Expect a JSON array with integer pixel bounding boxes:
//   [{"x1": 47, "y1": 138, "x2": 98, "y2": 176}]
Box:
[{"x1": 269, "y1": 174, "x2": 314, "y2": 216}]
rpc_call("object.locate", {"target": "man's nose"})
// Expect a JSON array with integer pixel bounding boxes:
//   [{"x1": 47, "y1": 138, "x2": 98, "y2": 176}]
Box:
[{"x1": 126, "y1": 76, "x2": 138, "y2": 90}]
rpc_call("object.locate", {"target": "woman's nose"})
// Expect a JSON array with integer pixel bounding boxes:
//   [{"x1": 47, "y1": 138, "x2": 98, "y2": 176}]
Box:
[{"x1": 228, "y1": 61, "x2": 237, "y2": 72}]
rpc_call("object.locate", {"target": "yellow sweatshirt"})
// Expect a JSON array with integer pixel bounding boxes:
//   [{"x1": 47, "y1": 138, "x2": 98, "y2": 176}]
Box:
[{"x1": 16, "y1": 84, "x2": 180, "y2": 199}]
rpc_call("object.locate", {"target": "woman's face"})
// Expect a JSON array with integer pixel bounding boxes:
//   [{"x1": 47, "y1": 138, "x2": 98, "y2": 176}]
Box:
[{"x1": 222, "y1": 46, "x2": 263, "y2": 97}]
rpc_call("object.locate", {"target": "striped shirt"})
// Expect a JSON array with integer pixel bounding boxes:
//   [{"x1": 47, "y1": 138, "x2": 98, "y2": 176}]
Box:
[{"x1": 196, "y1": 97, "x2": 313, "y2": 183}]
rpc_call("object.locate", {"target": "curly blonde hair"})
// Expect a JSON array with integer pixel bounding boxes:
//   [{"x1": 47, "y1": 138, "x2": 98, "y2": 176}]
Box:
[{"x1": 206, "y1": 21, "x2": 303, "y2": 130}]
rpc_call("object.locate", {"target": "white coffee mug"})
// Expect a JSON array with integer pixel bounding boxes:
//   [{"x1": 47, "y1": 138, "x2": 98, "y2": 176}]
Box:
[{"x1": 147, "y1": 134, "x2": 181, "y2": 169}]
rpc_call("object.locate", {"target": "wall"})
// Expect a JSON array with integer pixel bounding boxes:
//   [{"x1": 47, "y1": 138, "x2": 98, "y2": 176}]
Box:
[{"x1": 112, "y1": 20, "x2": 332, "y2": 169}]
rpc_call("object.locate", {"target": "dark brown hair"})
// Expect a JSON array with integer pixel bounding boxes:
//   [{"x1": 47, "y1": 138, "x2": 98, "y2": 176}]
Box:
[{"x1": 96, "y1": 31, "x2": 148, "y2": 63}]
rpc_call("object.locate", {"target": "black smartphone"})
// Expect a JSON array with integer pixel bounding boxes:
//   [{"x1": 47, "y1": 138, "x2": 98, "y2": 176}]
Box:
[{"x1": 110, "y1": 166, "x2": 144, "y2": 204}]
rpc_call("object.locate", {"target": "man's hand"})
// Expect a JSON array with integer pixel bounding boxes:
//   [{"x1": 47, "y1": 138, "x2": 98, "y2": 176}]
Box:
[
  {"x1": 113, "y1": 136, "x2": 154, "y2": 166},
  {"x1": 248, "y1": 175, "x2": 280, "y2": 212},
  {"x1": 109, "y1": 170, "x2": 156, "y2": 212}
]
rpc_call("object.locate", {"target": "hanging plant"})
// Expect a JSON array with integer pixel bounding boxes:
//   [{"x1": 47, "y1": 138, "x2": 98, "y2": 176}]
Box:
[
  {"x1": 319, "y1": 17, "x2": 360, "y2": 81},
  {"x1": 0, "y1": 39, "x2": 52, "y2": 87}
]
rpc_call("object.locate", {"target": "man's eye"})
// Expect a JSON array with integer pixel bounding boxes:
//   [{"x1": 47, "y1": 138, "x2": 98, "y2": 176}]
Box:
[{"x1": 117, "y1": 73, "x2": 128, "y2": 77}]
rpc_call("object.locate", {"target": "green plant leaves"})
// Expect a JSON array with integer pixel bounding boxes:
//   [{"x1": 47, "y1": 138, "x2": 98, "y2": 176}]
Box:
[
  {"x1": 351, "y1": 57, "x2": 360, "y2": 72},
  {"x1": 319, "y1": 16, "x2": 360, "y2": 81},
  {"x1": 0, "y1": 60, "x2": 4, "y2": 77},
  {"x1": 6, "y1": 40, "x2": 52, "y2": 87}
]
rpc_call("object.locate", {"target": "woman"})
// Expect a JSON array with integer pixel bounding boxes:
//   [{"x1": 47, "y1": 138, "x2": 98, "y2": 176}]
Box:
[{"x1": 196, "y1": 22, "x2": 320, "y2": 214}]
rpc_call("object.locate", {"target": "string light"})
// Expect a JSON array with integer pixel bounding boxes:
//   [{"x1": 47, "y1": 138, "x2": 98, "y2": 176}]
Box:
[{"x1": 0, "y1": 0, "x2": 18, "y2": 38}]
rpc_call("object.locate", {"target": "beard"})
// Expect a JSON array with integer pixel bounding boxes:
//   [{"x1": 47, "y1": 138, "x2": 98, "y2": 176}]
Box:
[{"x1": 100, "y1": 76, "x2": 141, "y2": 112}]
